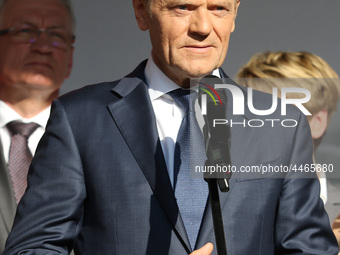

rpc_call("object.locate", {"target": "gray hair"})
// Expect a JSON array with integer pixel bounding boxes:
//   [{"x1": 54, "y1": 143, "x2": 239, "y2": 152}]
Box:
[{"x1": 0, "y1": 0, "x2": 76, "y2": 33}]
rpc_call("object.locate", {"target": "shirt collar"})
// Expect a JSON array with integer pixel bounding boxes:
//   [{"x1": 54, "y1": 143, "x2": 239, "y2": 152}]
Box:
[
  {"x1": 0, "y1": 100, "x2": 51, "y2": 129},
  {"x1": 145, "y1": 56, "x2": 221, "y2": 101}
]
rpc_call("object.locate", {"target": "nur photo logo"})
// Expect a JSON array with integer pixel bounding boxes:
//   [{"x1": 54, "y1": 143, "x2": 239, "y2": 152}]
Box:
[{"x1": 196, "y1": 77, "x2": 313, "y2": 128}]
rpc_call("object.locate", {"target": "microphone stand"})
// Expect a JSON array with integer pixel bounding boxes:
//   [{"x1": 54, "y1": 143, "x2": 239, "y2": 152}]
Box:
[
  {"x1": 205, "y1": 175, "x2": 228, "y2": 255},
  {"x1": 199, "y1": 76, "x2": 232, "y2": 255},
  {"x1": 204, "y1": 137, "x2": 230, "y2": 255}
]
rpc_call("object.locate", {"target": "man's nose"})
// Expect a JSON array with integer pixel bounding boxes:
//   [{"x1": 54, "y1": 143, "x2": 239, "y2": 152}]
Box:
[
  {"x1": 189, "y1": 8, "x2": 213, "y2": 37},
  {"x1": 30, "y1": 31, "x2": 53, "y2": 53}
]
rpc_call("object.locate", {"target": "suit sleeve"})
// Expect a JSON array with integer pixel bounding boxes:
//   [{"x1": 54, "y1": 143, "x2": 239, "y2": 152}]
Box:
[
  {"x1": 274, "y1": 112, "x2": 339, "y2": 254},
  {"x1": 3, "y1": 99, "x2": 85, "y2": 255}
]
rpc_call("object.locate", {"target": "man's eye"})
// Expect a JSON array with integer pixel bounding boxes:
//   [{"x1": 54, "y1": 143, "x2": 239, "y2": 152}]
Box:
[
  {"x1": 17, "y1": 28, "x2": 34, "y2": 34},
  {"x1": 50, "y1": 31, "x2": 67, "y2": 42},
  {"x1": 175, "y1": 4, "x2": 189, "y2": 12},
  {"x1": 173, "y1": 4, "x2": 191, "y2": 14},
  {"x1": 210, "y1": 6, "x2": 229, "y2": 12},
  {"x1": 15, "y1": 28, "x2": 35, "y2": 36},
  {"x1": 177, "y1": 5, "x2": 188, "y2": 11},
  {"x1": 209, "y1": 6, "x2": 230, "y2": 16}
]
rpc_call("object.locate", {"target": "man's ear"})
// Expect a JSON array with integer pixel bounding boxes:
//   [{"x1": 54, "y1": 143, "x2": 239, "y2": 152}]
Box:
[
  {"x1": 309, "y1": 109, "x2": 328, "y2": 139},
  {"x1": 133, "y1": 0, "x2": 149, "y2": 31}
]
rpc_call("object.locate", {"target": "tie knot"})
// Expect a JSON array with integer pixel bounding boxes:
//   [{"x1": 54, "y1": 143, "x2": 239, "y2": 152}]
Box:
[
  {"x1": 7, "y1": 121, "x2": 39, "y2": 138},
  {"x1": 168, "y1": 89, "x2": 197, "y2": 113}
]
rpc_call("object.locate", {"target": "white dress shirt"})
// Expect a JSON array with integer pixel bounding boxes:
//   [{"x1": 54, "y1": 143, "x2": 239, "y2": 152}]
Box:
[
  {"x1": 318, "y1": 170, "x2": 328, "y2": 204},
  {"x1": 0, "y1": 100, "x2": 50, "y2": 163},
  {"x1": 145, "y1": 56, "x2": 220, "y2": 186}
]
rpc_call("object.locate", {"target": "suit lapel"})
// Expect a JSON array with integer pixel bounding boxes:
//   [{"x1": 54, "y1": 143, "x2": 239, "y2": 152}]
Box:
[{"x1": 107, "y1": 65, "x2": 191, "y2": 252}]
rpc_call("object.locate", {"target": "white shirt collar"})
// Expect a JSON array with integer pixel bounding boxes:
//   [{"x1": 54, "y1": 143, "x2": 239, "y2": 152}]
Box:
[
  {"x1": 145, "y1": 57, "x2": 181, "y2": 101},
  {"x1": 0, "y1": 100, "x2": 51, "y2": 128},
  {"x1": 144, "y1": 56, "x2": 222, "y2": 101}
]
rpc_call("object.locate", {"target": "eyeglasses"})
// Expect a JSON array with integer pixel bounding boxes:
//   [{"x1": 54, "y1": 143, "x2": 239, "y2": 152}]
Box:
[{"x1": 0, "y1": 25, "x2": 75, "y2": 50}]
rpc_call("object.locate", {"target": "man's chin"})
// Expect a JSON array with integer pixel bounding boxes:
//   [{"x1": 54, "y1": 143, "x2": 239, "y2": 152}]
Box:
[
  {"x1": 24, "y1": 76, "x2": 55, "y2": 89},
  {"x1": 180, "y1": 62, "x2": 219, "y2": 78},
  {"x1": 186, "y1": 69, "x2": 217, "y2": 80}
]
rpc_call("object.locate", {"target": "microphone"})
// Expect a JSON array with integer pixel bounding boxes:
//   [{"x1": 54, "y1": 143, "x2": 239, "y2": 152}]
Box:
[{"x1": 199, "y1": 75, "x2": 232, "y2": 192}]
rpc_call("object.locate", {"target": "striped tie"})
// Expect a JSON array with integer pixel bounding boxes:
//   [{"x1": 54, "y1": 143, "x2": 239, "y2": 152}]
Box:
[{"x1": 7, "y1": 120, "x2": 39, "y2": 203}]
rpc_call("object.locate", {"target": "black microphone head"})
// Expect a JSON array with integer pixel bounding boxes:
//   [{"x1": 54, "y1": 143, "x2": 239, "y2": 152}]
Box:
[
  {"x1": 199, "y1": 75, "x2": 227, "y2": 105},
  {"x1": 199, "y1": 75, "x2": 223, "y2": 91},
  {"x1": 200, "y1": 74, "x2": 232, "y2": 189}
]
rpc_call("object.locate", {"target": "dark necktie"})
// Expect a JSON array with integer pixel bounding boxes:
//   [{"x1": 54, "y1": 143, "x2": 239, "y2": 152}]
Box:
[
  {"x1": 7, "y1": 120, "x2": 39, "y2": 203},
  {"x1": 168, "y1": 89, "x2": 208, "y2": 250}
]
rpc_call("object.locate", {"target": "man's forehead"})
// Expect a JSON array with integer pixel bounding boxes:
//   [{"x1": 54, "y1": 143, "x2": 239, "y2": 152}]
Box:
[
  {"x1": 152, "y1": 0, "x2": 237, "y2": 5},
  {"x1": 2, "y1": 0, "x2": 71, "y2": 25}
]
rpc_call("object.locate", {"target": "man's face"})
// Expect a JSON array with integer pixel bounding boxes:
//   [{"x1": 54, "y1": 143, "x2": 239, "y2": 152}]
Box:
[
  {"x1": 0, "y1": 0, "x2": 73, "y2": 93},
  {"x1": 134, "y1": 0, "x2": 239, "y2": 87}
]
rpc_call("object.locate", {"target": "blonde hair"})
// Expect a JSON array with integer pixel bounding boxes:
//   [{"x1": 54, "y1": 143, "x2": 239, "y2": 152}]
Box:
[{"x1": 235, "y1": 51, "x2": 340, "y2": 119}]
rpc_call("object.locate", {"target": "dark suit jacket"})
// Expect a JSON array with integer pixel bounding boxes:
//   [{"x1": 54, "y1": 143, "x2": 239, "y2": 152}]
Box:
[
  {"x1": 0, "y1": 140, "x2": 16, "y2": 253},
  {"x1": 4, "y1": 61, "x2": 339, "y2": 254}
]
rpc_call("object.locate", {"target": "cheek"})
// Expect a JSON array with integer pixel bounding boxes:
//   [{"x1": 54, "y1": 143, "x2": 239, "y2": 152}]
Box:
[
  {"x1": 214, "y1": 18, "x2": 234, "y2": 40},
  {"x1": 0, "y1": 45, "x2": 27, "y2": 72},
  {"x1": 55, "y1": 52, "x2": 73, "y2": 76},
  {"x1": 161, "y1": 19, "x2": 186, "y2": 48},
  {"x1": 1, "y1": 56, "x2": 24, "y2": 78},
  {"x1": 159, "y1": 26, "x2": 173, "y2": 51},
  {"x1": 216, "y1": 27, "x2": 232, "y2": 53}
]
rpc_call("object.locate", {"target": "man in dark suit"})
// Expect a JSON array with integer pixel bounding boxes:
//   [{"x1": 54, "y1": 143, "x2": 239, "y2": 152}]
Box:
[
  {"x1": 0, "y1": 0, "x2": 74, "y2": 253},
  {"x1": 4, "y1": 0, "x2": 339, "y2": 254}
]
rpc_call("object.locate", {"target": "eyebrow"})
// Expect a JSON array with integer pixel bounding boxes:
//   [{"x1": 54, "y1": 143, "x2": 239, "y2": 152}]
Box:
[
  {"x1": 213, "y1": 0, "x2": 235, "y2": 8},
  {"x1": 169, "y1": 0, "x2": 235, "y2": 9},
  {"x1": 167, "y1": 0, "x2": 234, "y2": 5},
  {"x1": 12, "y1": 20, "x2": 68, "y2": 30}
]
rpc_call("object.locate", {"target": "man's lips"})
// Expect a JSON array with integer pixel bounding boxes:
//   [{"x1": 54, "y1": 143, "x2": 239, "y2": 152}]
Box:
[
  {"x1": 183, "y1": 45, "x2": 214, "y2": 53},
  {"x1": 26, "y1": 61, "x2": 53, "y2": 69}
]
